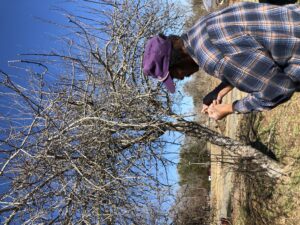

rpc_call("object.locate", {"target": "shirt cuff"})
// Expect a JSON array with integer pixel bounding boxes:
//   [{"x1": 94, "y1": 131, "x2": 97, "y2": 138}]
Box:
[{"x1": 232, "y1": 100, "x2": 247, "y2": 114}]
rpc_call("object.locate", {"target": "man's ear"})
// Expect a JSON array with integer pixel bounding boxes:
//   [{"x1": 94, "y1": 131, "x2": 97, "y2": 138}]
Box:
[{"x1": 158, "y1": 33, "x2": 167, "y2": 40}]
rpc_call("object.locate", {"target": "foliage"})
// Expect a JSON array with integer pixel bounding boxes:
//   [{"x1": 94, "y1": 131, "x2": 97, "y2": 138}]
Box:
[{"x1": 177, "y1": 137, "x2": 209, "y2": 187}]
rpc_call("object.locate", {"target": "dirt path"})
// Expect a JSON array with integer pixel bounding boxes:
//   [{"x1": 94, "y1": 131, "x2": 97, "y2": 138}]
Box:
[{"x1": 209, "y1": 87, "x2": 247, "y2": 224}]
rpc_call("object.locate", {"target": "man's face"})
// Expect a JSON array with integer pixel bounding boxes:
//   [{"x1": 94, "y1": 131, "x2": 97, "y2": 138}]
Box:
[
  {"x1": 169, "y1": 59, "x2": 198, "y2": 81},
  {"x1": 170, "y1": 66, "x2": 192, "y2": 80},
  {"x1": 168, "y1": 37, "x2": 199, "y2": 81}
]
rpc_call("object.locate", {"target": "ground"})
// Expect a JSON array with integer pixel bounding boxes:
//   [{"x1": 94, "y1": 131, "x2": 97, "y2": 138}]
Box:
[
  {"x1": 234, "y1": 93, "x2": 300, "y2": 225},
  {"x1": 208, "y1": 86, "x2": 300, "y2": 224}
]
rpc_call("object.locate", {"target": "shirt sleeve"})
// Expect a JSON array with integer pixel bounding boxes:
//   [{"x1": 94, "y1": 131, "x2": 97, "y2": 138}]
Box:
[
  {"x1": 221, "y1": 50, "x2": 296, "y2": 113},
  {"x1": 207, "y1": 30, "x2": 296, "y2": 113}
]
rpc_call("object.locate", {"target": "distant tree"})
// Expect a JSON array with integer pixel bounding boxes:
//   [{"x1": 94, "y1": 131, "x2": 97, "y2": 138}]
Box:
[
  {"x1": 173, "y1": 136, "x2": 210, "y2": 225},
  {"x1": 170, "y1": 184, "x2": 210, "y2": 225},
  {"x1": 0, "y1": 0, "x2": 284, "y2": 223},
  {"x1": 177, "y1": 136, "x2": 209, "y2": 186}
]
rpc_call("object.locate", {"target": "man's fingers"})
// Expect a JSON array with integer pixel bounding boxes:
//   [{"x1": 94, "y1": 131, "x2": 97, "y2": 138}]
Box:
[
  {"x1": 207, "y1": 105, "x2": 215, "y2": 114},
  {"x1": 201, "y1": 109, "x2": 208, "y2": 114},
  {"x1": 201, "y1": 104, "x2": 209, "y2": 113},
  {"x1": 207, "y1": 110, "x2": 218, "y2": 120},
  {"x1": 207, "y1": 103, "x2": 221, "y2": 120}
]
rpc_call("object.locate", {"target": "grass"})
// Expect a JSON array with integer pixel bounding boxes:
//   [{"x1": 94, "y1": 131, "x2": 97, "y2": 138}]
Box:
[{"x1": 233, "y1": 93, "x2": 300, "y2": 225}]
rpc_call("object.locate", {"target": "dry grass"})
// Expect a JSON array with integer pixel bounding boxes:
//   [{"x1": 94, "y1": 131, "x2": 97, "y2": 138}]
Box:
[{"x1": 232, "y1": 93, "x2": 300, "y2": 225}]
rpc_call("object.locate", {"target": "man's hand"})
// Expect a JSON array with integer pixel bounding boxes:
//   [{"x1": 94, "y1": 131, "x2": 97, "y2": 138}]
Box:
[
  {"x1": 201, "y1": 96, "x2": 224, "y2": 114},
  {"x1": 207, "y1": 100, "x2": 234, "y2": 120},
  {"x1": 203, "y1": 82, "x2": 233, "y2": 106},
  {"x1": 217, "y1": 85, "x2": 233, "y2": 103},
  {"x1": 201, "y1": 104, "x2": 209, "y2": 114}
]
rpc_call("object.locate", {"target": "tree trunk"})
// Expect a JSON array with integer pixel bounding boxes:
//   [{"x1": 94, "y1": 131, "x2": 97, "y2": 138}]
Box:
[{"x1": 169, "y1": 120, "x2": 285, "y2": 178}]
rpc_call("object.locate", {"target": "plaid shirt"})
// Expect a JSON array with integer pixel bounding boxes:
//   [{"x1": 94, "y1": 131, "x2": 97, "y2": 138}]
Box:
[{"x1": 182, "y1": 2, "x2": 300, "y2": 113}]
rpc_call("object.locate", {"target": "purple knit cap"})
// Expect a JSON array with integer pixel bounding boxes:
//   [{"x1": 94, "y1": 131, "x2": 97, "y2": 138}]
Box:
[{"x1": 143, "y1": 36, "x2": 175, "y2": 93}]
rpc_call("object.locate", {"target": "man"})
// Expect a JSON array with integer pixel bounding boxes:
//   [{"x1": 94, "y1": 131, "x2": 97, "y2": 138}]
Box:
[{"x1": 143, "y1": 2, "x2": 300, "y2": 120}]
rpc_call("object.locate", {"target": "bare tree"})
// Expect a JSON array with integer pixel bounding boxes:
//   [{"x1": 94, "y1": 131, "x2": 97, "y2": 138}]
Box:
[
  {"x1": 0, "y1": 0, "x2": 284, "y2": 224},
  {"x1": 171, "y1": 183, "x2": 210, "y2": 225}
]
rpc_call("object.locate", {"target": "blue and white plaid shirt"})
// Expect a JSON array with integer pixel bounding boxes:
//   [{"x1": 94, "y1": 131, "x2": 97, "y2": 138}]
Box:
[{"x1": 182, "y1": 2, "x2": 300, "y2": 113}]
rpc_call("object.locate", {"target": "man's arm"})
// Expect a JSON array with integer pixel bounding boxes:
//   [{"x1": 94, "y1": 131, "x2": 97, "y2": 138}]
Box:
[
  {"x1": 209, "y1": 36, "x2": 296, "y2": 114},
  {"x1": 206, "y1": 52, "x2": 296, "y2": 118},
  {"x1": 202, "y1": 81, "x2": 233, "y2": 113},
  {"x1": 203, "y1": 81, "x2": 233, "y2": 105},
  {"x1": 204, "y1": 20, "x2": 297, "y2": 118}
]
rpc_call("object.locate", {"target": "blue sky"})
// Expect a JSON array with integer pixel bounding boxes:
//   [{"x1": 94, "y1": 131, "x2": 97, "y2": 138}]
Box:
[
  {"x1": 0, "y1": 0, "x2": 70, "y2": 74},
  {"x1": 0, "y1": 0, "x2": 191, "y2": 71},
  {"x1": 0, "y1": 0, "x2": 71, "y2": 198}
]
